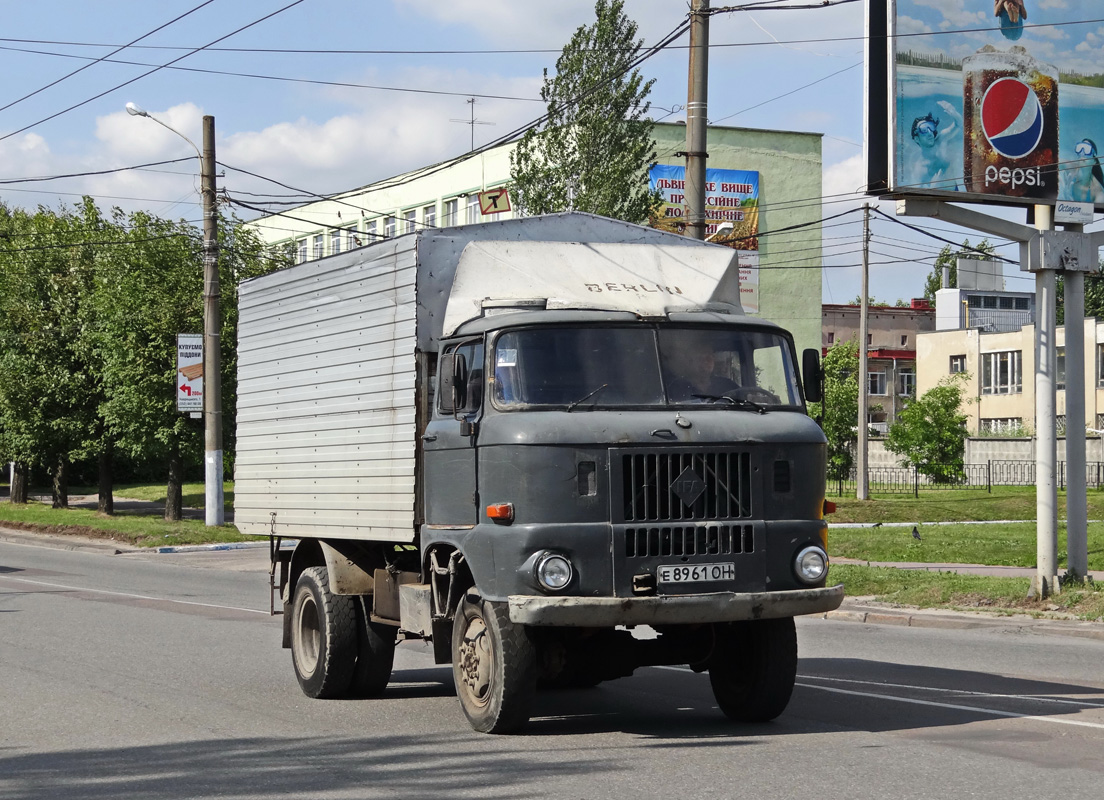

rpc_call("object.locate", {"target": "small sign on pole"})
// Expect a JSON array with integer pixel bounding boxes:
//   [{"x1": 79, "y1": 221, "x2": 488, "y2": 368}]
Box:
[
  {"x1": 177, "y1": 334, "x2": 203, "y2": 416},
  {"x1": 478, "y1": 188, "x2": 511, "y2": 215}
]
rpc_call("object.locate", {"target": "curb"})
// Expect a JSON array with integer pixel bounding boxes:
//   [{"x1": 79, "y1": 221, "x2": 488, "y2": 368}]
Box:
[{"x1": 821, "y1": 598, "x2": 1104, "y2": 641}]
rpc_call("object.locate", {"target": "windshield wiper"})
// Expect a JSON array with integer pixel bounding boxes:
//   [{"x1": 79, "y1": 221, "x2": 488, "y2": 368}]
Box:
[
  {"x1": 567, "y1": 383, "x2": 608, "y2": 412},
  {"x1": 690, "y1": 394, "x2": 766, "y2": 414}
]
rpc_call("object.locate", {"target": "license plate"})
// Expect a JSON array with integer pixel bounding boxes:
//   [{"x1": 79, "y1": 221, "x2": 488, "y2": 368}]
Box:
[{"x1": 657, "y1": 562, "x2": 735, "y2": 584}]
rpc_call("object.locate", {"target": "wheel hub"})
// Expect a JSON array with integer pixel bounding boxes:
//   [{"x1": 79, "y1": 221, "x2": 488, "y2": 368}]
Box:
[{"x1": 458, "y1": 615, "x2": 492, "y2": 705}]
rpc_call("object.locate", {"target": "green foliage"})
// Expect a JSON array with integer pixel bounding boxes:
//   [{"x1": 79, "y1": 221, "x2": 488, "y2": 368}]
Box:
[
  {"x1": 808, "y1": 340, "x2": 859, "y2": 480},
  {"x1": 885, "y1": 374, "x2": 969, "y2": 482},
  {"x1": 922, "y1": 239, "x2": 997, "y2": 301},
  {"x1": 509, "y1": 0, "x2": 660, "y2": 223},
  {"x1": 0, "y1": 196, "x2": 284, "y2": 497}
]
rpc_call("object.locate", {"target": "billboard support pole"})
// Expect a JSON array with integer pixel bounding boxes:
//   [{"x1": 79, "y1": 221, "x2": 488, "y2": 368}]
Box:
[
  {"x1": 1065, "y1": 223, "x2": 1088, "y2": 583},
  {"x1": 1033, "y1": 204, "x2": 1059, "y2": 597}
]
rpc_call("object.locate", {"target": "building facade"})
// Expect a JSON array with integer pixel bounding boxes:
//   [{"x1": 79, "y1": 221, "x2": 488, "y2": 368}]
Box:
[
  {"x1": 822, "y1": 301, "x2": 935, "y2": 431},
  {"x1": 916, "y1": 319, "x2": 1104, "y2": 436},
  {"x1": 243, "y1": 122, "x2": 824, "y2": 355}
]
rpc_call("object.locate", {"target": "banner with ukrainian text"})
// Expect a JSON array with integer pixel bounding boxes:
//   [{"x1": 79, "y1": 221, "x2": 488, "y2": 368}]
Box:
[{"x1": 648, "y1": 164, "x2": 760, "y2": 249}]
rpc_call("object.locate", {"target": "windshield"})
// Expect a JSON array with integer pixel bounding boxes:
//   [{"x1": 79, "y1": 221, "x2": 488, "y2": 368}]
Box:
[{"x1": 491, "y1": 325, "x2": 803, "y2": 410}]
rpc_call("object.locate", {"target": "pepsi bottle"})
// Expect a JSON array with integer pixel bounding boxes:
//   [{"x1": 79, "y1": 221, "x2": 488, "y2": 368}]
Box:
[{"x1": 963, "y1": 45, "x2": 1059, "y2": 200}]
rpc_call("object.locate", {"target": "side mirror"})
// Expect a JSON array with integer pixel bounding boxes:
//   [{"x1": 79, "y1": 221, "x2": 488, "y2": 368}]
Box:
[
  {"x1": 439, "y1": 353, "x2": 468, "y2": 414},
  {"x1": 802, "y1": 348, "x2": 823, "y2": 404}
]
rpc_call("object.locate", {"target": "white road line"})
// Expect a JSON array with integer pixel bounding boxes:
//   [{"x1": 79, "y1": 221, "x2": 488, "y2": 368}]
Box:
[
  {"x1": 801, "y1": 674, "x2": 1104, "y2": 709},
  {"x1": 0, "y1": 574, "x2": 269, "y2": 615},
  {"x1": 799, "y1": 682, "x2": 1104, "y2": 730},
  {"x1": 655, "y1": 665, "x2": 1104, "y2": 729}
]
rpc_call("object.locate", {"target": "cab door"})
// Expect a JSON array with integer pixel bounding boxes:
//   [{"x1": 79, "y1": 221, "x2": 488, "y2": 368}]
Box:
[{"x1": 422, "y1": 339, "x2": 484, "y2": 525}]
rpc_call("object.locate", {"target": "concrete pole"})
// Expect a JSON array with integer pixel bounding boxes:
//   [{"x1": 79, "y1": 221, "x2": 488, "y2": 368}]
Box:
[
  {"x1": 684, "y1": 0, "x2": 709, "y2": 241},
  {"x1": 202, "y1": 116, "x2": 224, "y2": 527},
  {"x1": 857, "y1": 203, "x2": 870, "y2": 500},
  {"x1": 1064, "y1": 232, "x2": 1088, "y2": 580},
  {"x1": 1033, "y1": 204, "x2": 1057, "y2": 597}
]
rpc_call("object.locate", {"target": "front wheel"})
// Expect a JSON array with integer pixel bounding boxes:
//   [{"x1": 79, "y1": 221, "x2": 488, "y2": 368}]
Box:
[
  {"x1": 708, "y1": 617, "x2": 797, "y2": 722},
  {"x1": 290, "y1": 566, "x2": 358, "y2": 699},
  {"x1": 452, "y1": 590, "x2": 537, "y2": 733}
]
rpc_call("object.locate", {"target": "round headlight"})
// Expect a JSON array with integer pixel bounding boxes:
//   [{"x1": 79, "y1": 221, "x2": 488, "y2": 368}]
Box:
[
  {"x1": 536, "y1": 553, "x2": 573, "y2": 591},
  {"x1": 794, "y1": 546, "x2": 828, "y2": 584}
]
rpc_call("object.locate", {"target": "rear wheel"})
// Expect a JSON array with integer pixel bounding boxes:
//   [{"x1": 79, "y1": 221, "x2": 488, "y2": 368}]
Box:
[
  {"x1": 708, "y1": 617, "x2": 797, "y2": 722},
  {"x1": 452, "y1": 590, "x2": 537, "y2": 733},
  {"x1": 349, "y1": 596, "x2": 397, "y2": 697},
  {"x1": 290, "y1": 566, "x2": 357, "y2": 699}
]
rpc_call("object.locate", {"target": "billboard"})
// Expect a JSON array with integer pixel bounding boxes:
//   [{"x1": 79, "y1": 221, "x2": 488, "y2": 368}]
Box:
[
  {"x1": 868, "y1": 0, "x2": 1104, "y2": 210},
  {"x1": 649, "y1": 165, "x2": 760, "y2": 311},
  {"x1": 176, "y1": 334, "x2": 203, "y2": 415}
]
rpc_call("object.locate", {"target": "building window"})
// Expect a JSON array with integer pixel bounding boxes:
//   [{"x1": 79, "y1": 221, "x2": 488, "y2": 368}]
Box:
[
  {"x1": 312, "y1": 234, "x2": 324, "y2": 260},
  {"x1": 365, "y1": 219, "x2": 378, "y2": 241},
  {"x1": 950, "y1": 354, "x2": 966, "y2": 374},
  {"x1": 967, "y1": 295, "x2": 981, "y2": 308},
  {"x1": 981, "y1": 350, "x2": 1022, "y2": 395},
  {"x1": 866, "y1": 333, "x2": 872, "y2": 346},
  {"x1": 982, "y1": 296, "x2": 997, "y2": 309},
  {"x1": 297, "y1": 239, "x2": 307, "y2": 264},
  {"x1": 899, "y1": 369, "x2": 916, "y2": 396},
  {"x1": 999, "y1": 296, "x2": 1014, "y2": 310},
  {"x1": 1056, "y1": 415, "x2": 1067, "y2": 436},
  {"x1": 1015, "y1": 297, "x2": 1029, "y2": 310},
  {"x1": 384, "y1": 216, "x2": 396, "y2": 238},
  {"x1": 900, "y1": 334, "x2": 908, "y2": 346},
  {"x1": 424, "y1": 204, "x2": 437, "y2": 228},
  {"x1": 330, "y1": 229, "x2": 341, "y2": 256},
  {"x1": 868, "y1": 370, "x2": 887, "y2": 396},
  {"x1": 827, "y1": 332, "x2": 835, "y2": 344},
  {"x1": 346, "y1": 226, "x2": 359, "y2": 250},
  {"x1": 980, "y1": 417, "x2": 1024, "y2": 435},
  {"x1": 404, "y1": 209, "x2": 417, "y2": 234},
  {"x1": 466, "y1": 195, "x2": 481, "y2": 224},
  {"x1": 443, "y1": 199, "x2": 459, "y2": 227}
]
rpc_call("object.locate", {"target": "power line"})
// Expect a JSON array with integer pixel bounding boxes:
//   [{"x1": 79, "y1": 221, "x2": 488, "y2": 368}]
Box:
[
  {"x1": 0, "y1": 0, "x2": 218, "y2": 116},
  {"x1": 0, "y1": 0, "x2": 308, "y2": 143}
]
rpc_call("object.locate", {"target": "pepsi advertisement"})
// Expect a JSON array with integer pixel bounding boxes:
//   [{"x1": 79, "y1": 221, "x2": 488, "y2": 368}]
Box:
[{"x1": 879, "y1": 0, "x2": 1104, "y2": 210}]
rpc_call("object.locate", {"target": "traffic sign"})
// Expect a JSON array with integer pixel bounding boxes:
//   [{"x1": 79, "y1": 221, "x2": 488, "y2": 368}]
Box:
[{"x1": 478, "y1": 188, "x2": 511, "y2": 215}]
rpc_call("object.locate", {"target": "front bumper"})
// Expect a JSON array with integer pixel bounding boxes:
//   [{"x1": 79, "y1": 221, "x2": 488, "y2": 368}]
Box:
[{"x1": 508, "y1": 583, "x2": 844, "y2": 627}]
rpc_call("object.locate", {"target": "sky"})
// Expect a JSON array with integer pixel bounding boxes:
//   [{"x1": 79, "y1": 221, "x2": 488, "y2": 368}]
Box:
[{"x1": 0, "y1": 0, "x2": 1094, "y2": 306}]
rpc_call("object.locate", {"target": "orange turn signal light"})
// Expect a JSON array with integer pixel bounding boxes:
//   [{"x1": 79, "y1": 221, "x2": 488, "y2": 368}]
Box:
[
  {"x1": 486, "y1": 502, "x2": 514, "y2": 522},
  {"x1": 823, "y1": 499, "x2": 837, "y2": 515}
]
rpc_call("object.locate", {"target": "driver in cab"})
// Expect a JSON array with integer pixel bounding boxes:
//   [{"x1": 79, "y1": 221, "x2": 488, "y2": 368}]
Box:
[{"x1": 665, "y1": 345, "x2": 737, "y2": 402}]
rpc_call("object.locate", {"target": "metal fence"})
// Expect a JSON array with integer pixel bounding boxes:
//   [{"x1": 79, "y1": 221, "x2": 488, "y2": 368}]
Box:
[{"x1": 826, "y1": 460, "x2": 1104, "y2": 497}]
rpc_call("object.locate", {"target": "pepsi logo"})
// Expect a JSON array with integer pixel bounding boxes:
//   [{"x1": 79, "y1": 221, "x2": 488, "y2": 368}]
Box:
[{"x1": 981, "y1": 77, "x2": 1044, "y2": 159}]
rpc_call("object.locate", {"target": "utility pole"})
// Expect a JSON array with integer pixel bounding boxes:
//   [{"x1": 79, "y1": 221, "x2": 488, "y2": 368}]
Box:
[
  {"x1": 857, "y1": 202, "x2": 871, "y2": 500},
  {"x1": 684, "y1": 0, "x2": 709, "y2": 240},
  {"x1": 202, "y1": 116, "x2": 224, "y2": 527}
]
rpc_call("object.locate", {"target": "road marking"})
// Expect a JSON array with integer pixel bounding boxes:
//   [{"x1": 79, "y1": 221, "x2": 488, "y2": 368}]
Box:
[
  {"x1": 802, "y1": 674, "x2": 1104, "y2": 710},
  {"x1": 655, "y1": 665, "x2": 1104, "y2": 729},
  {"x1": 798, "y1": 682, "x2": 1104, "y2": 730},
  {"x1": 0, "y1": 574, "x2": 269, "y2": 615}
]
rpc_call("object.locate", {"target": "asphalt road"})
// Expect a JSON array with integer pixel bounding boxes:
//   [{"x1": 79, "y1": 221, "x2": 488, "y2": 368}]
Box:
[{"x1": 2, "y1": 536, "x2": 1103, "y2": 800}]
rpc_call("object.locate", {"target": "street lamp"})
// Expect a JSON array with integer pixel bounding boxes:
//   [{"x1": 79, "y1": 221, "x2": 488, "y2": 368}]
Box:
[{"x1": 127, "y1": 102, "x2": 224, "y2": 526}]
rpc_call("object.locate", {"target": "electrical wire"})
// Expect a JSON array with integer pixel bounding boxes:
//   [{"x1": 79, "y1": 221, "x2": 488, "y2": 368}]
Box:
[{"x1": 0, "y1": 0, "x2": 309, "y2": 143}]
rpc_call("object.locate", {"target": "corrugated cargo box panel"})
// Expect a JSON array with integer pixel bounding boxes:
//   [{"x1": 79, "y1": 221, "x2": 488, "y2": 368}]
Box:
[{"x1": 235, "y1": 237, "x2": 419, "y2": 542}]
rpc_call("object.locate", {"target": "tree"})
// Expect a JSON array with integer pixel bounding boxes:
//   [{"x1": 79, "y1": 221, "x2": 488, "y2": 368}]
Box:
[
  {"x1": 922, "y1": 239, "x2": 998, "y2": 301},
  {"x1": 509, "y1": 0, "x2": 660, "y2": 223},
  {"x1": 808, "y1": 340, "x2": 859, "y2": 481},
  {"x1": 885, "y1": 375, "x2": 969, "y2": 483}
]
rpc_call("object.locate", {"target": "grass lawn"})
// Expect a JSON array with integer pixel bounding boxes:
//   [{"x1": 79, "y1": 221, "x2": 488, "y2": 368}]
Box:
[
  {"x1": 830, "y1": 564, "x2": 1104, "y2": 622},
  {"x1": 828, "y1": 485, "x2": 1104, "y2": 524}
]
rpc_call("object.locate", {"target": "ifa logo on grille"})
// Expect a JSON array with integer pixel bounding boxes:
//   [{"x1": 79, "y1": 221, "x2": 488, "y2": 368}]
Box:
[{"x1": 672, "y1": 466, "x2": 706, "y2": 506}]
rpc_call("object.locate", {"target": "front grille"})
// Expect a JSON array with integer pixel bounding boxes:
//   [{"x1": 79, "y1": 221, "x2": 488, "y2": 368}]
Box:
[
  {"x1": 616, "y1": 449, "x2": 752, "y2": 522},
  {"x1": 624, "y1": 524, "x2": 754, "y2": 559}
]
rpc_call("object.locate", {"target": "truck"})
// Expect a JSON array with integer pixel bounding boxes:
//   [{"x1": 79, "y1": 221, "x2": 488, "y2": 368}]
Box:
[{"x1": 234, "y1": 211, "x2": 843, "y2": 734}]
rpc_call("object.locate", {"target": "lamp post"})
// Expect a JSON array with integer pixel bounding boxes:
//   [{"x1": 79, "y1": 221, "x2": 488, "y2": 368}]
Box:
[{"x1": 127, "y1": 103, "x2": 224, "y2": 526}]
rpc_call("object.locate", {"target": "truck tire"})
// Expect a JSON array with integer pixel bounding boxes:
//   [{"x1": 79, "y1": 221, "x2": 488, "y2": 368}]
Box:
[
  {"x1": 708, "y1": 617, "x2": 797, "y2": 723},
  {"x1": 349, "y1": 596, "x2": 397, "y2": 697},
  {"x1": 452, "y1": 589, "x2": 537, "y2": 733},
  {"x1": 290, "y1": 566, "x2": 357, "y2": 699}
]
